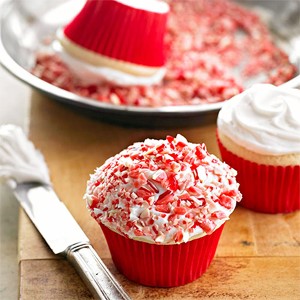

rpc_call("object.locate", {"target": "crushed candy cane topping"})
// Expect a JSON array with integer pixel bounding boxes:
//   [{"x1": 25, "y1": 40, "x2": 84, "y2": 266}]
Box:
[
  {"x1": 33, "y1": 0, "x2": 296, "y2": 107},
  {"x1": 84, "y1": 135, "x2": 242, "y2": 244}
]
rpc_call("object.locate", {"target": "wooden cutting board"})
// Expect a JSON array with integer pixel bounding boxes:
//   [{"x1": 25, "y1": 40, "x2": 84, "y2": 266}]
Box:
[{"x1": 19, "y1": 91, "x2": 300, "y2": 299}]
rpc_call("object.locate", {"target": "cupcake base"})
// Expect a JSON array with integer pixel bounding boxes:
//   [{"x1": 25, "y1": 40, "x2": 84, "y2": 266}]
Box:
[
  {"x1": 100, "y1": 223, "x2": 224, "y2": 287},
  {"x1": 217, "y1": 135, "x2": 300, "y2": 214}
]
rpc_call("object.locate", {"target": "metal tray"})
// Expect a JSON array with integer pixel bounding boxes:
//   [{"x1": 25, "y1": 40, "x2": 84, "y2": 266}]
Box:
[{"x1": 0, "y1": 0, "x2": 299, "y2": 128}]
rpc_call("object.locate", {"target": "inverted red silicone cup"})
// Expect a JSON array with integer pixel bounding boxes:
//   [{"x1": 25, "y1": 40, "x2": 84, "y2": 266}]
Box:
[
  {"x1": 217, "y1": 134, "x2": 300, "y2": 214},
  {"x1": 63, "y1": 0, "x2": 169, "y2": 67},
  {"x1": 100, "y1": 223, "x2": 224, "y2": 287}
]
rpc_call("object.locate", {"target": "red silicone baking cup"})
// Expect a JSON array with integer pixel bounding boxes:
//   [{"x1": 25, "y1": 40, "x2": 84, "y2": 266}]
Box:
[
  {"x1": 217, "y1": 133, "x2": 300, "y2": 214},
  {"x1": 100, "y1": 223, "x2": 224, "y2": 287},
  {"x1": 63, "y1": 0, "x2": 168, "y2": 67}
]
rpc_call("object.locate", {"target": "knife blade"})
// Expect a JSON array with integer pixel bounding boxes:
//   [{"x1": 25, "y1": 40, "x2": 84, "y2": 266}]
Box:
[
  {"x1": 12, "y1": 181, "x2": 131, "y2": 300},
  {"x1": 12, "y1": 182, "x2": 130, "y2": 300}
]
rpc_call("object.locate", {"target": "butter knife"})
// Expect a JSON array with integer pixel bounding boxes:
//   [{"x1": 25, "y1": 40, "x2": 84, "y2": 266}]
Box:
[
  {"x1": 11, "y1": 181, "x2": 131, "y2": 300},
  {"x1": 0, "y1": 125, "x2": 130, "y2": 300}
]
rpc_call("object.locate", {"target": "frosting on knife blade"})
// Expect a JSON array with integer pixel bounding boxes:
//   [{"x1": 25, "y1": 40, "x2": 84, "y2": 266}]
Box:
[{"x1": 0, "y1": 124, "x2": 50, "y2": 185}]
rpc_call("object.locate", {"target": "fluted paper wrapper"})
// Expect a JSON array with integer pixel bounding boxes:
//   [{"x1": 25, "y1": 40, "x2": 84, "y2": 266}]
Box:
[
  {"x1": 217, "y1": 135, "x2": 300, "y2": 214},
  {"x1": 63, "y1": 0, "x2": 168, "y2": 67},
  {"x1": 100, "y1": 223, "x2": 224, "y2": 287}
]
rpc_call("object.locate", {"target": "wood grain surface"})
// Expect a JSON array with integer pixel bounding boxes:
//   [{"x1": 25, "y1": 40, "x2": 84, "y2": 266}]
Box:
[{"x1": 18, "y1": 91, "x2": 300, "y2": 299}]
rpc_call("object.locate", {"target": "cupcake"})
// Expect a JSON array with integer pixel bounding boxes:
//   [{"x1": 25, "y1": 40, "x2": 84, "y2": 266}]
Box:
[
  {"x1": 55, "y1": 0, "x2": 169, "y2": 86},
  {"x1": 217, "y1": 83, "x2": 300, "y2": 214},
  {"x1": 84, "y1": 134, "x2": 242, "y2": 287}
]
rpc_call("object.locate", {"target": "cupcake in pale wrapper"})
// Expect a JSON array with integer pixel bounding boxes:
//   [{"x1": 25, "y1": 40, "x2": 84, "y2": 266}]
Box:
[
  {"x1": 56, "y1": 0, "x2": 169, "y2": 86},
  {"x1": 217, "y1": 84, "x2": 300, "y2": 214},
  {"x1": 84, "y1": 135, "x2": 242, "y2": 287}
]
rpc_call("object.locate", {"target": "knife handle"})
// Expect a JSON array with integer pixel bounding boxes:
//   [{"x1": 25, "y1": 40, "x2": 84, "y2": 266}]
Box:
[{"x1": 66, "y1": 242, "x2": 131, "y2": 300}]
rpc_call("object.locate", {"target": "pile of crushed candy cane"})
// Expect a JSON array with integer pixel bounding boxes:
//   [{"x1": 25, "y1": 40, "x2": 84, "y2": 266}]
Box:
[
  {"x1": 32, "y1": 0, "x2": 296, "y2": 107},
  {"x1": 84, "y1": 135, "x2": 242, "y2": 244}
]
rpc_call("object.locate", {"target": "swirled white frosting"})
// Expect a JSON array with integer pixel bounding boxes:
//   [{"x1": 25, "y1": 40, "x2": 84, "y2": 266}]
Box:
[
  {"x1": 0, "y1": 125, "x2": 50, "y2": 185},
  {"x1": 217, "y1": 84, "x2": 300, "y2": 155}
]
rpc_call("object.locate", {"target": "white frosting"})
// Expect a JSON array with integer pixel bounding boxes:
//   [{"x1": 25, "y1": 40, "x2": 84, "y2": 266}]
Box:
[
  {"x1": 52, "y1": 40, "x2": 166, "y2": 86},
  {"x1": 217, "y1": 84, "x2": 300, "y2": 155},
  {"x1": 105, "y1": 165, "x2": 231, "y2": 244},
  {"x1": 116, "y1": 0, "x2": 169, "y2": 13},
  {"x1": 0, "y1": 125, "x2": 50, "y2": 185},
  {"x1": 85, "y1": 135, "x2": 242, "y2": 245}
]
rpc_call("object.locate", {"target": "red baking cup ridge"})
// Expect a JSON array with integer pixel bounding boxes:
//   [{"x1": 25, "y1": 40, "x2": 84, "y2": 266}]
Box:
[
  {"x1": 100, "y1": 223, "x2": 224, "y2": 287},
  {"x1": 63, "y1": 0, "x2": 168, "y2": 67},
  {"x1": 217, "y1": 133, "x2": 300, "y2": 214}
]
